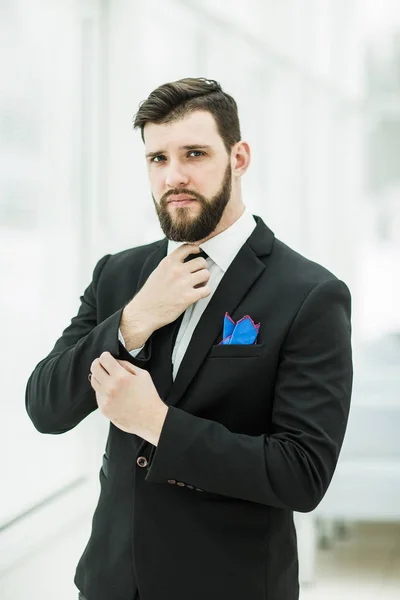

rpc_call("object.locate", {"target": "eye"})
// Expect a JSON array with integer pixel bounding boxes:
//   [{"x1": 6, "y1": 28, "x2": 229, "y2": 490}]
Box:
[
  {"x1": 188, "y1": 150, "x2": 205, "y2": 158},
  {"x1": 151, "y1": 155, "x2": 167, "y2": 163}
]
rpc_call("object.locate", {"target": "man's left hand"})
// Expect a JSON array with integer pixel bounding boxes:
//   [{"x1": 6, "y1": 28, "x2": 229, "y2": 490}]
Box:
[{"x1": 89, "y1": 352, "x2": 168, "y2": 446}]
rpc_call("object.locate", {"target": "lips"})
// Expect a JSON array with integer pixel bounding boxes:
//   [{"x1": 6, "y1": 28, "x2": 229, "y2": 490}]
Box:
[{"x1": 167, "y1": 195, "x2": 196, "y2": 203}]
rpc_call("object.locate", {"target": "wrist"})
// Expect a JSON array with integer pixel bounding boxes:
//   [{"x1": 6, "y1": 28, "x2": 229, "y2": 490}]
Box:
[
  {"x1": 128, "y1": 295, "x2": 160, "y2": 333},
  {"x1": 145, "y1": 402, "x2": 168, "y2": 447},
  {"x1": 120, "y1": 302, "x2": 156, "y2": 350}
]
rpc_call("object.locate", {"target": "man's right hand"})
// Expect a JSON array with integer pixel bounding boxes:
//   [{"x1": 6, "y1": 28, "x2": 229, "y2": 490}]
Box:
[{"x1": 120, "y1": 244, "x2": 211, "y2": 348}]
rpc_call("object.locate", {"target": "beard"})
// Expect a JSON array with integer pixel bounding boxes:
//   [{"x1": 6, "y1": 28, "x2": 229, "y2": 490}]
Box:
[{"x1": 152, "y1": 162, "x2": 232, "y2": 243}]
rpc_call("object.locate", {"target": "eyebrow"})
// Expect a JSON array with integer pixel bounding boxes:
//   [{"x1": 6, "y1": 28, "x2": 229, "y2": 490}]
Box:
[{"x1": 145, "y1": 145, "x2": 212, "y2": 159}]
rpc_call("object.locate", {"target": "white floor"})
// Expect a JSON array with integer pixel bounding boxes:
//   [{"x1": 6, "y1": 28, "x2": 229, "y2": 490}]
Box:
[
  {"x1": 301, "y1": 522, "x2": 400, "y2": 600},
  {"x1": 1, "y1": 518, "x2": 400, "y2": 599}
]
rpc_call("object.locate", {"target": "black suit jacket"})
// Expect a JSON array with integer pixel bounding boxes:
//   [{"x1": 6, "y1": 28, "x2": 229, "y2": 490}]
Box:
[{"x1": 26, "y1": 215, "x2": 353, "y2": 600}]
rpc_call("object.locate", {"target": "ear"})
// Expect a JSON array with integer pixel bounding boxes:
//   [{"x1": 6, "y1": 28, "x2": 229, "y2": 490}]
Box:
[{"x1": 231, "y1": 141, "x2": 251, "y2": 177}]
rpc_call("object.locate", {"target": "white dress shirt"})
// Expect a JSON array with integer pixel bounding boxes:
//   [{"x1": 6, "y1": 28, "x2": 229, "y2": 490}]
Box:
[{"x1": 118, "y1": 206, "x2": 257, "y2": 381}]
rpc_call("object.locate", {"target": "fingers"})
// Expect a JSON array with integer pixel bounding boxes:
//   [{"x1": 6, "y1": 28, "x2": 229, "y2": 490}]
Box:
[
  {"x1": 173, "y1": 244, "x2": 202, "y2": 261},
  {"x1": 117, "y1": 359, "x2": 138, "y2": 375},
  {"x1": 89, "y1": 358, "x2": 108, "y2": 386},
  {"x1": 90, "y1": 352, "x2": 123, "y2": 385},
  {"x1": 191, "y1": 267, "x2": 211, "y2": 288},
  {"x1": 89, "y1": 373, "x2": 102, "y2": 392},
  {"x1": 185, "y1": 256, "x2": 208, "y2": 273},
  {"x1": 89, "y1": 353, "x2": 141, "y2": 385},
  {"x1": 97, "y1": 351, "x2": 122, "y2": 375}
]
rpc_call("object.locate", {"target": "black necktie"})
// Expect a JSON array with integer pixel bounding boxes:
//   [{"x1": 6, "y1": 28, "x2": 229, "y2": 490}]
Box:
[
  {"x1": 183, "y1": 249, "x2": 209, "y2": 262},
  {"x1": 171, "y1": 249, "x2": 209, "y2": 347},
  {"x1": 149, "y1": 248, "x2": 209, "y2": 398}
]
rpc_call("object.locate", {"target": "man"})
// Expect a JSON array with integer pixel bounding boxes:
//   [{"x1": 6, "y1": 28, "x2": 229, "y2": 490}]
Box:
[{"x1": 26, "y1": 78, "x2": 353, "y2": 600}]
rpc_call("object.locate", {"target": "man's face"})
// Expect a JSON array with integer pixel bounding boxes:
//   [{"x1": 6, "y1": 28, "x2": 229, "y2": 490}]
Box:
[{"x1": 144, "y1": 110, "x2": 232, "y2": 242}]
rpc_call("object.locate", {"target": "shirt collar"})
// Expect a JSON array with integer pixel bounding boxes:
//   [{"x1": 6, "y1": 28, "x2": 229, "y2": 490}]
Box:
[{"x1": 167, "y1": 206, "x2": 256, "y2": 273}]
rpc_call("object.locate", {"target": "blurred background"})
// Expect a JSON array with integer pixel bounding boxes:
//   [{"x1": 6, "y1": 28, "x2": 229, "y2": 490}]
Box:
[{"x1": 1, "y1": 0, "x2": 399, "y2": 598}]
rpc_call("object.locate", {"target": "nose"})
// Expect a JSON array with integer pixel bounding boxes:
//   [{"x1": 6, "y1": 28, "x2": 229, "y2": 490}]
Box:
[{"x1": 165, "y1": 160, "x2": 190, "y2": 189}]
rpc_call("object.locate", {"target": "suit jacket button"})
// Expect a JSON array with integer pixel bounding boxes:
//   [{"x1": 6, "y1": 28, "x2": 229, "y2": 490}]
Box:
[
  {"x1": 186, "y1": 485, "x2": 194, "y2": 490},
  {"x1": 137, "y1": 456, "x2": 148, "y2": 468},
  {"x1": 177, "y1": 481, "x2": 185, "y2": 487},
  {"x1": 195, "y1": 488, "x2": 204, "y2": 492},
  {"x1": 167, "y1": 479, "x2": 176, "y2": 485}
]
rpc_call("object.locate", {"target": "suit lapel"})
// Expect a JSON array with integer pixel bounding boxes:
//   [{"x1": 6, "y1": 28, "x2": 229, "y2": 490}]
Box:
[
  {"x1": 166, "y1": 215, "x2": 274, "y2": 408},
  {"x1": 135, "y1": 238, "x2": 168, "y2": 294}
]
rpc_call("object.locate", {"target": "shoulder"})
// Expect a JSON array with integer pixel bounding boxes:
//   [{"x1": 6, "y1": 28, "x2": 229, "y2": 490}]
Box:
[
  {"x1": 272, "y1": 237, "x2": 345, "y2": 286},
  {"x1": 269, "y1": 238, "x2": 351, "y2": 311},
  {"x1": 109, "y1": 238, "x2": 164, "y2": 266},
  {"x1": 93, "y1": 238, "x2": 164, "y2": 278}
]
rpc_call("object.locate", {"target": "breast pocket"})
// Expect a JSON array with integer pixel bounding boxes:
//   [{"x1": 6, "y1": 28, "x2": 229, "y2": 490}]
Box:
[{"x1": 209, "y1": 343, "x2": 265, "y2": 358}]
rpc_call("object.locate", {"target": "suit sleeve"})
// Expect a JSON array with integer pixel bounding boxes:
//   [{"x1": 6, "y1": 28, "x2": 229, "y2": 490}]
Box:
[
  {"x1": 25, "y1": 254, "x2": 152, "y2": 435},
  {"x1": 145, "y1": 278, "x2": 353, "y2": 513}
]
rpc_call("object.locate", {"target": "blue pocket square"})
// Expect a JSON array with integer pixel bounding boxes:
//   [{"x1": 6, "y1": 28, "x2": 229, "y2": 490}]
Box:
[{"x1": 219, "y1": 312, "x2": 260, "y2": 345}]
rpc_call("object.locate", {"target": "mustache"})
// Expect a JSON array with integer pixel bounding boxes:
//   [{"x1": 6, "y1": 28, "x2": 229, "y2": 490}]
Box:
[{"x1": 161, "y1": 189, "x2": 204, "y2": 204}]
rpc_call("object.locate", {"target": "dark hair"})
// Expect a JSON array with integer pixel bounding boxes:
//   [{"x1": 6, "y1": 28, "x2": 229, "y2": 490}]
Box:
[{"x1": 133, "y1": 77, "x2": 241, "y2": 153}]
